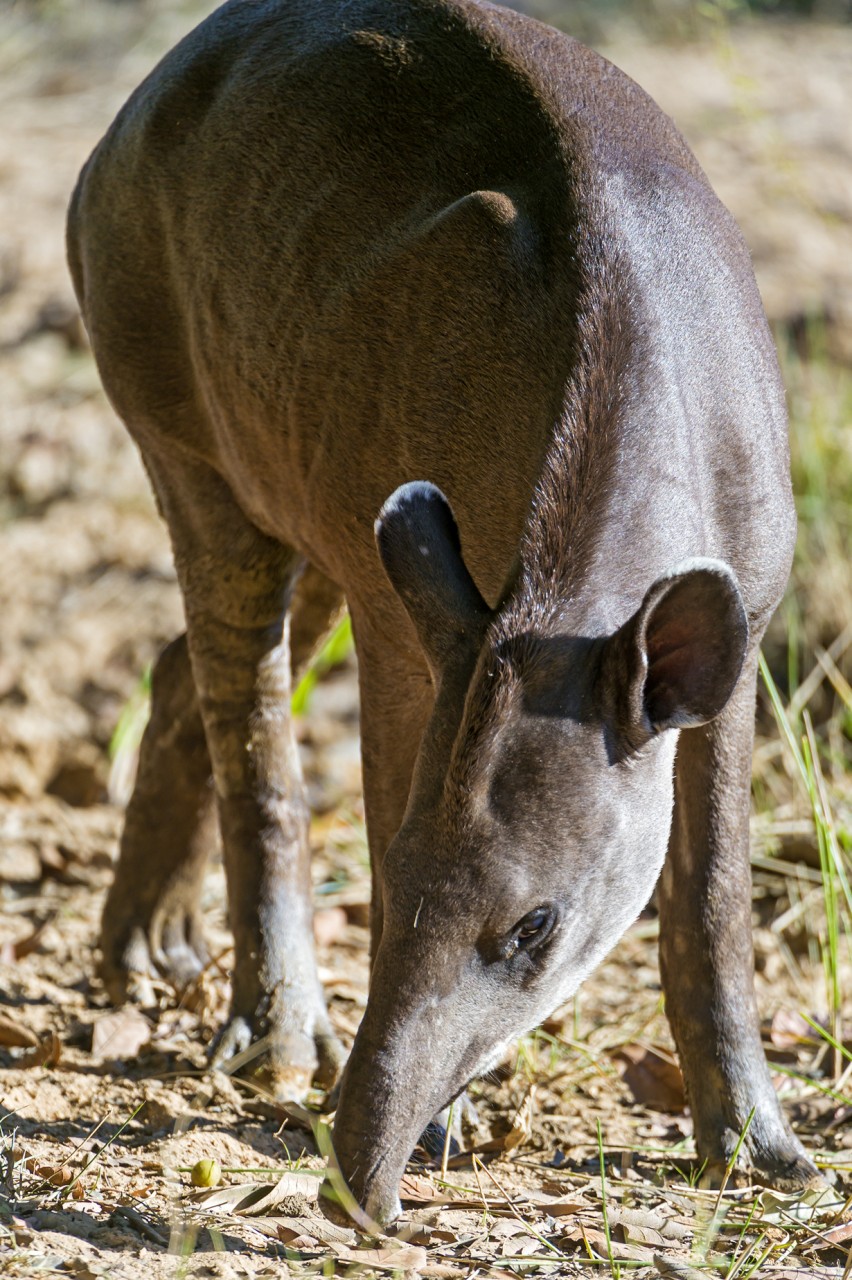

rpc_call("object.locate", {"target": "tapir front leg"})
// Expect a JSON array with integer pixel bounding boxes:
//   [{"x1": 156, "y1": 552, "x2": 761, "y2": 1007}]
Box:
[
  {"x1": 659, "y1": 654, "x2": 819, "y2": 1188},
  {"x1": 150, "y1": 453, "x2": 343, "y2": 1095}
]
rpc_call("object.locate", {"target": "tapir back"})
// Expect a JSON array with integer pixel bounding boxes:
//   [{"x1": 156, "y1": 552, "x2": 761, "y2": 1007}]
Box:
[{"x1": 68, "y1": 0, "x2": 788, "y2": 618}]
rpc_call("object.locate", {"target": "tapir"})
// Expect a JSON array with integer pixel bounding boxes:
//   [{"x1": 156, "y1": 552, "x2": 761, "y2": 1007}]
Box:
[{"x1": 67, "y1": 0, "x2": 819, "y2": 1224}]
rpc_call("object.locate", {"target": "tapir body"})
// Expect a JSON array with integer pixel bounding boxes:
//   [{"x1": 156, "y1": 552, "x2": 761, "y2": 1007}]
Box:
[{"x1": 67, "y1": 0, "x2": 817, "y2": 1223}]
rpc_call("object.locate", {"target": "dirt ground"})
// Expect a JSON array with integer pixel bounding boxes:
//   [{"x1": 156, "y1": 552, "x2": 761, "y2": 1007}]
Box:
[{"x1": 1, "y1": 3, "x2": 851, "y2": 1277}]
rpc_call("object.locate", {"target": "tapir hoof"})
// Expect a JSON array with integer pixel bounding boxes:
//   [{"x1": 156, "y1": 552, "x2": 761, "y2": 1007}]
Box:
[
  {"x1": 698, "y1": 1140, "x2": 823, "y2": 1194},
  {"x1": 210, "y1": 1013, "x2": 345, "y2": 1099},
  {"x1": 751, "y1": 1151, "x2": 827, "y2": 1193},
  {"x1": 98, "y1": 916, "x2": 208, "y2": 1006}
]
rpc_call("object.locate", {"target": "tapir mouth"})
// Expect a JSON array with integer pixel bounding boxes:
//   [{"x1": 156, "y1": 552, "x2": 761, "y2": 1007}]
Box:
[{"x1": 329, "y1": 1033, "x2": 476, "y2": 1225}]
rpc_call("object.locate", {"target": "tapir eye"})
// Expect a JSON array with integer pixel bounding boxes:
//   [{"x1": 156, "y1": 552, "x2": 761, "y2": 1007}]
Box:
[{"x1": 505, "y1": 905, "x2": 556, "y2": 958}]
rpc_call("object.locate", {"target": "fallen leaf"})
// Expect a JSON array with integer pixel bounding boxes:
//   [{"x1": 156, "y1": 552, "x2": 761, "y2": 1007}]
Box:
[
  {"x1": 538, "y1": 1198, "x2": 587, "y2": 1218},
  {"x1": 248, "y1": 1213, "x2": 355, "y2": 1247},
  {"x1": 654, "y1": 1254, "x2": 708, "y2": 1280},
  {"x1": 399, "y1": 1174, "x2": 444, "y2": 1204},
  {"x1": 769, "y1": 1009, "x2": 823, "y2": 1050},
  {"x1": 757, "y1": 1184, "x2": 845, "y2": 1225},
  {"x1": 503, "y1": 1086, "x2": 536, "y2": 1152},
  {"x1": 560, "y1": 1222, "x2": 610, "y2": 1252},
  {"x1": 805, "y1": 1218, "x2": 852, "y2": 1247},
  {"x1": 501, "y1": 1234, "x2": 545, "y2": 1257},
  {"x1": 20, "y1": 1029, "x2": 62, "y2": 1068},
  {"x1": 275, "y1": 1225, "x2": 319, "y2": 1247},
  {"x1": 188, "y1": 1171, "x2": 322, "y2": 1215},
  {"x1": 613, "y1": 1044, "x2": 686, "y2": 1112},
  {"x1": 36, "y1": 1163, "x2": 74, "y2": 1187},
  {"x1": 1, "y1": 915, "x2": 56, "y2": 962},
  {"x1": 0, "y1": 1013, "x2": 39, "y2": 1049},
  {"x1": 334, "y1": 1243, "x2": 427, "y2": 1273},
  {"x1": 91, "y1": 1007, "x2": 151, "y2": 1059}
]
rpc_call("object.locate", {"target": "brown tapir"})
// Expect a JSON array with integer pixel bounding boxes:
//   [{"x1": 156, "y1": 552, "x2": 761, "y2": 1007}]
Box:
[{"x1": 67, "y1": 0, "x2": 819, "y2": 1224}]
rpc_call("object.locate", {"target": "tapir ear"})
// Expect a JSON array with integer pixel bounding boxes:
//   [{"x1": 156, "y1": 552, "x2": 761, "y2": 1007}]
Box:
[
  {"x1": 375, "y1": 482, "x2": 492, "y2": 677},
  {"x1": 601, "y1": 559, "x2": 749, "y2": 744}
]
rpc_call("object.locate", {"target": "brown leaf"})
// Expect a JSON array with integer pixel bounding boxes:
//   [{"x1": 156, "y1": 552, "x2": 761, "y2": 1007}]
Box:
[
  {"x1": 334, "y1": 1243, "x2": 428, "y2": 1273},
  {"x1": 189, "y1": 1171, "x2": 322, "y2": 1215},
  {"x1": 399, "y1": 1174, "x2": 444, "y2": 1204},
  {"x1": 1, "y1": 915, "x2": 55, "y2": 962},
  {"x1": 0, "y1": 1013, "x2": 39, "y2": 1049},
  {"x1": 503, "y1": 1086, "x2": 535, "y2": 1152},
  {"x1": 769, "y1": 1009, "x2": 822, "y2": 1049},
  {"x1": 805, "y1": 1218, "x2": 852, "y2": 1248},
  {"x1": 91, "y1": 1007, "x2": 151, "y2": 1060},
  {"x1": 248, "y1": 1213, "x2": 355, "y2": 1247},
  {"x1": 541, "y1": 1199, "x2": 588, "y2": 1218},
  {"x1": 20, "y1": 1029, "x2": 62, "y2": 1068},
  {"x1": 654, "y1": 1253, "x2": 710, "y2": 1280},
  {"x1": 501, "y1": 1234, "x2": 544, "y2": 1257},
  {"x1": 313, "y1": 906, "x2": 347, "y2": 947},
  {"x1": 560, "y1": 1222, "x2": 610, "y2": 1252},
  {"x1": 36, "y1": 1163, "x2": 74, "y2": 1186},
  {"x1": 275, "y1": 1225, "x2": 319, "y2": 1247},
  {"x1": 613, "y1": 1044, "x2": 686, "y2": 1112}
]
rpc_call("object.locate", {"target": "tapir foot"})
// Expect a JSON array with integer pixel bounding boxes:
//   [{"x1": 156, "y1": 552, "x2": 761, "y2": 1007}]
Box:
[
  {"x1": 752, "y1": 1151, "x2": 827, "y2": 1192},
  {"x1": 697, "y1": 1124, "x2": 822, "y2": 1193},
  {"x1": 419, "y1": 1092, "x2": 479, "y2": 1160},
  {"x1": 98, "y1": 907, "x2": 209, "y2": 1006},
  {"x1": 210, "y1": 997, "x2": 345, "y2": 1099}
]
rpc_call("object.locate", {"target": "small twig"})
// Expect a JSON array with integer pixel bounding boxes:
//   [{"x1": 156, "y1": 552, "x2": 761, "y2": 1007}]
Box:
[
  {"x1": 110, "y1": 1203, "x2": 169, "y2": 1247},
  {"x1": 654, "y1": 1254, "x2": 708, "y2": 1280}
]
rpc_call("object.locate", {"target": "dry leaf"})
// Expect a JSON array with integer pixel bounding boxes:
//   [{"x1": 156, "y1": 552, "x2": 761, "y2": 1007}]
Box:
[
  {"x1": 806, "y1": 1219, "x2": 852, "y2": 1247},
  {"x1": 560, "y1": 1222, "x2": 610, "y2": 1253},
  {"x1": 275, "y1": 1225, "x2": 319, "y2": 1247},
  {"x1": 757, "y1": 1184, "x2": 845, "y2": 1225},
  {"x1": 21, "y1": 1029, "x2": 62, "y2": 1069},
  {"x1": 501, "y1": 1234, "x2": 544, "y2": 1257},
  {"x1": 36, "y1": 1163, "x2": 74, "y2": 1186},
  {"x1": 769, "y1": 1009, "x2": 821, "y2": 1049},
  {"x1": 334, "y1": 1243, "x2": 427, "y2": 1273},
  {"x1": 91, "y1": 1007, "x2": 151, "y2": 1060},
  {"x1": 541, "y1": 1199, "x2": 588, "y2": 1218},
  {"x1": 399, "y1": 1174, "x2": 444, "y2": 1204},
  {"x1": 1, "y1": 915, "x2": 55, "y2": 963},
  {"x1": 248, "y1": 1213, "x2": 355, "y2": 1247},
  {"x1": 654, "y1": 1254, "x2": 708, "y2": 1280},
  {"x1": 503, "y1": 1086, "x2": 535, "y2": 1152},
  {"x1": 0, "y1": 1013, "x2": 39, "y2": 1049},
  {"x1": 189, "y1": 1171, "x2": 322, "y2": 1215},
  {"x1": 613, "y1": 1044, "x2": 686, "y2": 1112}
]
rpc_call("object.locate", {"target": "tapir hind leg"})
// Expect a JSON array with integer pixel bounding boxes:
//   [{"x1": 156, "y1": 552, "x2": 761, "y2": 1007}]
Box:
[
  {"x1": 99, "y1": 632, "x2": 216, "y2": 1003},
  {"x1": 659, "y1": 653, "x2": 820, "y2": 1188},
  {"x1": 99, "y1": 563, "x2": 345, "y2": 1011}
]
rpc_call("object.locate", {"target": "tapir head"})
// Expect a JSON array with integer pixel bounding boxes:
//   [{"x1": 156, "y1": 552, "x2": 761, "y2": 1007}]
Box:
[{"x1": 330, "y1": 481, "x2": 749, "y2": 1224}]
